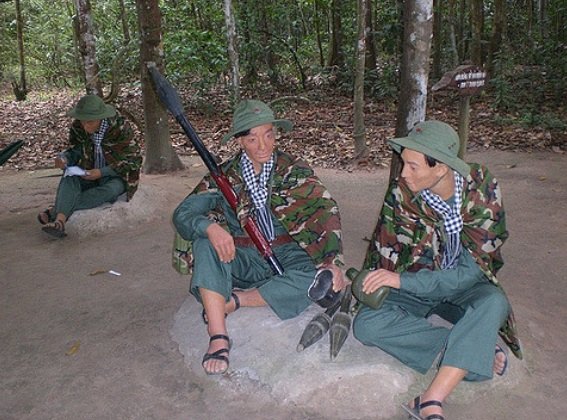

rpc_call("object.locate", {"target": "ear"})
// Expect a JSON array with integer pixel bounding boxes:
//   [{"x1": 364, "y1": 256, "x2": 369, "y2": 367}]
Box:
[{"x1": 435, "y1": 162, "x2": 451, "y2": 178}]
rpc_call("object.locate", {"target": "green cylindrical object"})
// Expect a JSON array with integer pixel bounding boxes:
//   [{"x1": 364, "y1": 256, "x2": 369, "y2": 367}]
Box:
[
  {"x1": 329, "y1": 312, "x2": 351, "y2": 360},
  {"x1": 296, "y1": 312, "x2": 332, "y2": 352},
  {"x1": 346, "y1": 268, "x2": 390, "y2": 310}
]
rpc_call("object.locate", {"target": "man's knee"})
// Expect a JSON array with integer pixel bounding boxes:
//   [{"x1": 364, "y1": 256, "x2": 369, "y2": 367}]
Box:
[
  {"x1": 353, "y1": 307, "x2": 385, "y2": 345},
  {"x1": 471, "y1": 285, "x2": 510, "y2": 321}
]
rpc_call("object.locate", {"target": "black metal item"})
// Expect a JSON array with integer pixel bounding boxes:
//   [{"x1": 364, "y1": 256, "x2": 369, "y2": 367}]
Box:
[
  {"x1": 147, "y1": 64, "x2": 284, "y2": 275},
  {"x1": 296, "y1": 301, "x2": 341, "y2": 352},
  {"x1": 308, "y1": 268, "x2": 342, "y2": 308},
  {"x1": 0, "y1": 140, "x2": 24, "y2": 166}
]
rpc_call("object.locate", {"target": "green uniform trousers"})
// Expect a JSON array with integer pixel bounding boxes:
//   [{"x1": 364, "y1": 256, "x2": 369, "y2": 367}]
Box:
[
  {"x1": 190, "y1": 236, "x2": 317, "y2": 320},
  {"x1": 54, "y1": 175, "x2": 126, "y2": 219},
  {"x1": 353, "y1": 282, "x2": 510, "y2": 381}
]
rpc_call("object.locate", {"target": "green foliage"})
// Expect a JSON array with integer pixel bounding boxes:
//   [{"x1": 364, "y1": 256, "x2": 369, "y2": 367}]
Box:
[{"x1": 161, "y1": 0, "x2": 227, "y2": 83}]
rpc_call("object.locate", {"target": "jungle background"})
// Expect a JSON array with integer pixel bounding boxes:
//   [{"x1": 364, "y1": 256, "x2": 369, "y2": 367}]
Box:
[{"x1": 0, "y1": 0, "x2": 565, "y2": 173}]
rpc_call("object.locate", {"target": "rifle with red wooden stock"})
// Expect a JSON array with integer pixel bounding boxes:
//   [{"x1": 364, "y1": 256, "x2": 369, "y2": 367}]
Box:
[{"x1": 148, "y1": 64, "x2": 284, "y2": 275}]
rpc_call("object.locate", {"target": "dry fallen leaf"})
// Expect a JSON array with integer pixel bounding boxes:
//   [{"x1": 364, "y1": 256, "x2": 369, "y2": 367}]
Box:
[{"x1": 65, "y1": 340, "x2": 81, "y2": 356}]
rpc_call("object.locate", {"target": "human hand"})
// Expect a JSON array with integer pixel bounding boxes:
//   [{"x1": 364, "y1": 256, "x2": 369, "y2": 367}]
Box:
[
  {"x1": 325, "y1": 264, "x2": 346, "y2": 292},
  {"x1": 362, "y1": 269, "x2": 400, "y2": 293},
  {"x1": 206, "y1": 223, "x2": 236, "y2": 263},
  {"x1": 82, "y1": 169, "x2": 102, "y2": 181},
  {"x1": 54, "y1": 156, "x2": 66, "y2": 169}
]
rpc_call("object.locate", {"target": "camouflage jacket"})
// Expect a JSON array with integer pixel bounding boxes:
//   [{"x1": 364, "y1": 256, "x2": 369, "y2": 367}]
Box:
[
  {"x1": 190, "y1": 149, "x2": 344, "y2": 268},
  {"x1": 66, "y1": 116, "x2": 142, "y2": 200},
  {"x1": 363, "y1": 163, "x2": 522, "y2": 359}
]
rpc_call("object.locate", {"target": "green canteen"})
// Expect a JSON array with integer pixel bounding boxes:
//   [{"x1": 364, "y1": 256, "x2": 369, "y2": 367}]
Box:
[{"x1": 346, "y1": 267, "x2": 390, "y2": 310}]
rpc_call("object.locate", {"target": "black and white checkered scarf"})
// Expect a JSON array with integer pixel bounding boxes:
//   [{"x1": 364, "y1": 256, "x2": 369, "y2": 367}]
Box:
[
  {"x1": 240, "y1": 152, "x2": 275, "y2": 241},
  {"x1": 421, "y1": 171, "x2": 464, "y2": 269},
  {"x1": 92, "y1": 118, "x2": 109, "y2": 169}
]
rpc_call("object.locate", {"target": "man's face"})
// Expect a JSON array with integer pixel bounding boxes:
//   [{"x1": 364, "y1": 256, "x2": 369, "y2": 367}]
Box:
[
  {"x1": 80, "y1": 119, "x2": 102, "y2": 134},
  {"x1": 400, "y1": 148, "x2": 447, "y2": 194},
  {"x1": 237, "y1": 123, "x2": 276, "y2": 173}
]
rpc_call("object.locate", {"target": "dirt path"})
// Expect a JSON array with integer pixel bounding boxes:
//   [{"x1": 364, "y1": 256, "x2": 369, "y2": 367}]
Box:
[{"x1": 1, "y1": 150, "x2": 566, "y2": 419}]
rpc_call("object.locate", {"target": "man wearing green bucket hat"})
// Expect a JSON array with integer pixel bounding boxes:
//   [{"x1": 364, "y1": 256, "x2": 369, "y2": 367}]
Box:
[
  {"x1": 173, "y1": 99, "x2": 345, "y2": 375},
  {"x1": 352, "y1": 120, "x2": 522, "y2": 419},
  {"x1": 37, "y1": 95, "x2": 142, "y2": 238}
]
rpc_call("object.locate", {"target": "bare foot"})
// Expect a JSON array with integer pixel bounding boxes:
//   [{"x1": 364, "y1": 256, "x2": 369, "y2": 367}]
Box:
[
  {"x1": 202, "y1": 334, "x2": 230, "y2": 375},
  {"x1": 493, "y1": 345, "x2": 508, "y2": 376}
]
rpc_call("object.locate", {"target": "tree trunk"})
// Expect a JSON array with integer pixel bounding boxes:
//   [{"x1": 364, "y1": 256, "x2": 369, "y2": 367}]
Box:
[
  {"x1": 470, "y1": 0, "x2": 483, "y2": 66},
  {"x1": 447, "y1": 0, "x2": 460, "y2": 66},
  {"x1": 313, "y1": 0, "x2": 325, "y2": 67},
  {"x1": 118, "y1": 0, "x2": 131, "y2": 44},
  {"x1": 353, "y1": 0, "x2": 368, "y2": 160},
  {"x1": 432, "y1": 0, "x2": 442, "y2": 80},
  {"x1": 259, "y1": 4, "x2": 279, "y2": 85},
  {"x1": 390, "y1": 0, "x2": 434, "y2": 181},
  {"x1": 364, "y1": 0, "x2": 376, "y2": 71},
  {"x1": 13, "y1": 0, "x2": 28, "y2": 101},
  {"x1": 487, "y1": 0, "x2": 505, "y2": 74},
  {"x1": 136, "y1": 0, "x2": 183, "y2": 174},
  {"x1": 74, "y1": 0, "x2": 103, "y2": 96},
  {"x1": 327, "y1": 0, "x2": 344, "y2": 68},
  {"x1": 224, "y1": 0, "x2": 240, "y2": 104}
]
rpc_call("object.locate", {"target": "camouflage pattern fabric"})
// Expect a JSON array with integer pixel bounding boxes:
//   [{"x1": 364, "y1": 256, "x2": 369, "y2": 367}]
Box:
[
  {"x1": 67, "y1": 116, "x2": 142, "y2": 200},
  {"x1": 191, "y1": 149, "x2": 343, "y2": 268},
  {"x1": 363, "y1": 163, "x2": 522, "y2": 360}
]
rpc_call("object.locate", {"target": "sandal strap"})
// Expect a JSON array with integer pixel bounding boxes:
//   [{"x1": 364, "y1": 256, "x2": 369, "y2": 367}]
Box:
[
  {"x1": 231, "y1": 292, "x2": 241, "y2": 311},
  {"x1": 209, "y1": 334, "x2": 230, "y2": 343},
  {"x1": 419, "y1": 400, "x2": 443, "y2": 410}
]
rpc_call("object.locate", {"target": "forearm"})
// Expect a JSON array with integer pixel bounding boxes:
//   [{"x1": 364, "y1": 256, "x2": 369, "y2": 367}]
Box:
[{"x1": 400, "y1": 250, "x2": 487, "y2": 298}]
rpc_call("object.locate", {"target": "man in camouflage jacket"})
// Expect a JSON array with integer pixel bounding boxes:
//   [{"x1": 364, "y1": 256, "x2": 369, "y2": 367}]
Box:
[
  {"x1": 352, "y1": 121, "x2": 521, "y2": 420},
  {"x1": 38, "y1": 95, "x2": 142, "y2": 238},
  {"x1": 173, "y1": 99, "x2": 344, "y2": 375}
]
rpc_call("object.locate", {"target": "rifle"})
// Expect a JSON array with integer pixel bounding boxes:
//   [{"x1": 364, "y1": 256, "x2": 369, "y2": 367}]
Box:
[{"x1": 147, "y1": 64, "x2": 284, "y2": 275}]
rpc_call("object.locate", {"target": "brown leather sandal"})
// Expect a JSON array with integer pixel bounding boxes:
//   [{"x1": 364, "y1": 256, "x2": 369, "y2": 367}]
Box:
[
  {"x1": 42, "y1": 220, "x2": 67, "y2": 238},
  {"x1": 202, "y1": 334, "x2": 231, "y2": 375},
  {"x1": 37, "y1": 206, "x2": 54, "y2": 225},
  {"x1": 402, "y1": 396, "x2": 445, "y2": 420}
]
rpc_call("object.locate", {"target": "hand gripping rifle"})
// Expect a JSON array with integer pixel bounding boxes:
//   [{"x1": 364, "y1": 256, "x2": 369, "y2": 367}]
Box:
[{"x1": 148, "y1": 65, "x2": 284, "y2": 275}]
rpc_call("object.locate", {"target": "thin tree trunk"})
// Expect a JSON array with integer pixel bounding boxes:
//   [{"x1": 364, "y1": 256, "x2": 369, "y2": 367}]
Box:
[
  {"x1": 390, "y1": 0, "x2": 434, "y2": 181},
  {"x1": 136, "y1": 0, "x2": 183, "y2": 173},
  {"x1": 13, "y1": 0, "x2": 28, "y2": 101},
  {"x1": 259, "y1": 3, "x2": 279, "y2": 85},
  {"x1": 353, "y1": 0, "x2": 368, "y2": 160},
  {"x1": 432, "y1": 0, "x2": 442, "y2": 80},
  {"x1": 447, "y1": 0, "x2": 459, "y2": 66},
  {"x1": 118, "y1": 0, "x2": 131, "y2": 44},
  {"x1": 224, "y1": 0, "x2": 240, "y2": 104},
  {"x1": 487, "y1": 0, "x2": 505, "y2": 74},
  {"x1": 327, "y1": 0, "x2": 344, "y2": 68},
  {"x1": 364, "y1": 0, "x2": 376, "y2": 71},
  {"x1": 470, "y1": 0, "x2": 483, "y2": 66},
  {"x1": 313, "y1": 0, "x2": 324, "y2": 67},
  {"x1": 74, "y1": 0, "x2": 103, "y2": 96}
]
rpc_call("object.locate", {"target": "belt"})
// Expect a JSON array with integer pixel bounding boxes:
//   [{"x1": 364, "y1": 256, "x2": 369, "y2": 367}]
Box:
[{"x1": 234, "y1": 234, "x2": 294, "y2": 248}]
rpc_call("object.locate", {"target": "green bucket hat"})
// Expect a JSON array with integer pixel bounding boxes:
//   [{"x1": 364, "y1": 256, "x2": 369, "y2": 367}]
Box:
[
  {"x1": 67, "y1": 95, "x2": 116, "y2": 121},
  {"x1": 222, "y1": 99, "x2": 293, "y2": 144},
  {"x1": 388, "y1": 120, "x2": 470, "y2": 177}
]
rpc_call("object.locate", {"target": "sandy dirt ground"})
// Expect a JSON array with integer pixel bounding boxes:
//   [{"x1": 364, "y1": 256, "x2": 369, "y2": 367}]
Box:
[{"x1": 1, "y1": 150, "x2": 566, "y2": 420}]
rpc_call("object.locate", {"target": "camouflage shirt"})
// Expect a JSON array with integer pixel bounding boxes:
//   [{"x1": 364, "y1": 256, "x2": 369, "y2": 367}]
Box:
[
  {"x1": 190, "y1": 149, "x2": 344, "y2": 267},
  {"x1": 66, "y1": 116, "x2": 142, "y2": 200},
  {"x1": 363, "y1": 163, "x2": 522, "y2": 359}
]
